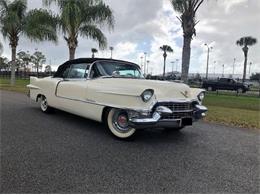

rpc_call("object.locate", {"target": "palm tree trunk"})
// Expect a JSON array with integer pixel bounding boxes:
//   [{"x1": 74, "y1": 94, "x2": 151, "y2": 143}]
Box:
[
  {"x1": 181, "y1": 36, "x2": 192, "y2": 83},
  {"x1": 242, "y1": 46, "x2": 248, "y2": 83},
  {"x1": 10, "y1": 46, "x2": 16, "y2": 86},
  {"x1": 163, "y1": 52, "x2": 167, "y2": 78},
  {"x1": 69, "y1": 47, "x2": 76, "y2": 60}
]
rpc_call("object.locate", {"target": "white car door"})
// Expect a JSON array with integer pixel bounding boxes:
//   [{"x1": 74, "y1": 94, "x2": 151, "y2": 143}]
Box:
[{"x1": 56, "y1": 63, "x2": 90, "y2": 112}]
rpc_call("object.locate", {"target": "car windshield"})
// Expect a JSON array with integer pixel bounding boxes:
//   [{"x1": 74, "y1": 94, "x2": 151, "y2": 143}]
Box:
[{"x1": 95, "y1": 61, "x2": 144, "y2": 79}]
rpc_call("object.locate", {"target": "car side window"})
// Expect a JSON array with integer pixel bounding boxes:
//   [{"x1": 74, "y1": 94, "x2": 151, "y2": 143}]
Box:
[
  {"x1": 67, "y1": 63, "x2": 89, "y2": 79},
  {"x1": 89, "y1": 64, "x2": 101, "y2": 79}
]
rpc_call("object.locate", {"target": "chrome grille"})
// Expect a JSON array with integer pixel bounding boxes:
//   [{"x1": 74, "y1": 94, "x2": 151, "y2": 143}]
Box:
[
  {"x1": 158, "y1": 102, "x2": 192, "y2": 111},
  {"x1": 157, "y1": 102, "x2": 193, "y2": 120}
]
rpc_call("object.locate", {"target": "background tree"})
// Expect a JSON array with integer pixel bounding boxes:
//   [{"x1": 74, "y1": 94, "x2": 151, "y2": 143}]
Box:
[
  {"x1": 250, "y1": 73, "x2": 260, "y2": 81},
  {"x1": 160, "y1": 45, "x2": 173, "y2": 78},
  {"x1": 170, "y1": 0, "x2": 204, "y2": 83},
  {"x1": 17, "y1": 51, "x2": 31, "y2": 72},
  {"x1": 31, "y1": 51, "x2": 46, "y2": 77},
  {"x1": 0, "y1": 0, "x2": 57, "y2": 85},
  {"x1": 236, "y1": 36, "x2": 257, "y2": 82},
  {"x1": 0, "y1": 56, "x2": 9, "y2": 70},
  {"x1": 44, "y1": 64, "x2": 52, "y2": 73},
  {"x1": 91, "y1": 48, "x2": 98, "y2": 58},
  {"x1": 43, "y1": 0, "x2": 114, "y2": 60}
]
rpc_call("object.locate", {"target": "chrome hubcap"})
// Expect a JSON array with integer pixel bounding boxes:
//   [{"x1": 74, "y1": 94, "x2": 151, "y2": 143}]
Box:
[
  {"x1": 112, "y1": 111, "x2": 131, "y2": 132},
  {"x1": 41, "y1": 98, "x2": 48, "y2": 111}
]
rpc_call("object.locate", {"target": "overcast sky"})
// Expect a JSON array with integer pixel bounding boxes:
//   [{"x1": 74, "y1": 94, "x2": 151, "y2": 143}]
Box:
[{"x1": 0, "y1": 0, "x2": 259, "y2": 76}]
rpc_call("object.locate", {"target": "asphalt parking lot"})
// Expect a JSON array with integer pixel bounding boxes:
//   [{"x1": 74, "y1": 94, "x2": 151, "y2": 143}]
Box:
[{"x1": 0, "y1": 90, "x2": 259, "y2": 193}]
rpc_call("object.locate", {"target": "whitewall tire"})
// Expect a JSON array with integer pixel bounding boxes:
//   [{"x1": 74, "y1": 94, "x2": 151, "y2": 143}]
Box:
[{"x1": 107, "y1": 108, "x2": 136, "y2": 139}]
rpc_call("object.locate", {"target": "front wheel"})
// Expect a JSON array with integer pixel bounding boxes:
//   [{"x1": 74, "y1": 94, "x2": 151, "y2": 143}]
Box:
[{"x1": 106, "y1": 108, "x2": 136, "y2": 139}]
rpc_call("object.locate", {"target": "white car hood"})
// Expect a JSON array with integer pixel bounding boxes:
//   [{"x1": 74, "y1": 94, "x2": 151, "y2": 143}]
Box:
[{"x1": 89, "y1": 78, "x2": 192, "y2": 101}]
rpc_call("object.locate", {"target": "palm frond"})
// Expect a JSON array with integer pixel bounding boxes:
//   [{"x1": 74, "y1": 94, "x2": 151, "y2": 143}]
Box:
[
  {"x1": 85, "y1": 1, "x2": 114, "y2": 29},
  {"x1": 236, "y1": 36, "x2": 258, "y2": 47},
  {"x1": 160, "y1": 45, "x2": 174, "y2": 53},
  {"x1": 23, "y1": 8, "x2": 58, "y2": 42},
  {"x1": 80, "y1": 24, "x2": 107, "y2": 49}
]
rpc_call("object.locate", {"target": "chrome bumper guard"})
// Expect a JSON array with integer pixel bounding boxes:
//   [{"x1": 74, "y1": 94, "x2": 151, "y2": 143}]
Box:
[{"x1": 129, "y1": 104, "x2": 208, "y2": 129}]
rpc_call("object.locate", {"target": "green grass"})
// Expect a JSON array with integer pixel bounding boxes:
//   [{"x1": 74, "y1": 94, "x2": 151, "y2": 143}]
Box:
[
  {"x1": 1, "y1": 77, "x2": 259, "y2": 129},
  {"x1": 204, "y1": 94, "x2": 260, "y2": 129},
  {"x1": 0, "y1": 78, "x2": 29, "y2": 93}
]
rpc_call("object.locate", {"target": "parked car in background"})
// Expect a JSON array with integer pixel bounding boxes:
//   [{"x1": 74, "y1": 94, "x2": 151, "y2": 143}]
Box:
[
  {"x1": 27, "y1": 58, "x2": 207, "y2": 139},
  {"x1": 202, "y1": 78, "x2": 250, "y2": 93}
]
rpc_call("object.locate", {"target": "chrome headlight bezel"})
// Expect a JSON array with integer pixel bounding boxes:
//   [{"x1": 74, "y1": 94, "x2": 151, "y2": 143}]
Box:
[
  {"x1": 197, "y1": 92, "x2": 205, "y2": 102},
  {"x1": 141, "y1": 89, "x2": 154, "y2": 102}
]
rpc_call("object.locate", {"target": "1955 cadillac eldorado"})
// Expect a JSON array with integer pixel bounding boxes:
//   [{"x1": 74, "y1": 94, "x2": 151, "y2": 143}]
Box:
[{"x1": 27, "y1": 58, "x2": 207, "y2": 139}]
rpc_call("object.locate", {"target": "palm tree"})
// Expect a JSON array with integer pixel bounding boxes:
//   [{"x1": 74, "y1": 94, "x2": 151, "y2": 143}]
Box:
[
  {"x1": 0, "y1": 0, "x2": 57, "y2": 85},
  {"x1": 236, "y1": 36, "x2": 257, "y2": 82},
  {"x1": 170, "y1": 0, "x2": 204, "y2": 83},
  {"x1": 91, "y1": 48, "x2": 98, "y2": 58},
  {"x1": 109, "y1": 46, "x2": 114, "y2": 58},
  {"x1": 160, "y1": 45, "x2": 173, "y2": 78},
  {"x1": 31, "y1": 51, "x2": 46, "y2": 77},
  {"x1": 43, "y1": 0, "x2": 114, "y2": 60}
]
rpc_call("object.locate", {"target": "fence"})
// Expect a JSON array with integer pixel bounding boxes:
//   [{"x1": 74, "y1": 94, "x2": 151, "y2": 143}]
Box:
[{"x1": 0, "y1": 71, "x2": 55, "y2": 79}]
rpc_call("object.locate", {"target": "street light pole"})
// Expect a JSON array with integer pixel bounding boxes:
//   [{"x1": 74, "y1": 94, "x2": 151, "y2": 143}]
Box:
[
  {"x1": 140, "y1": 56, "x2": 144, "y2": 73},
  {"x1": 144, "y1": 52, "x2": 147, "y2": 75},
  {"x1": 109, "y1": 46, "x2": 114, "y2": 59},
  {"x1": 175, "y1": 59, "x2": 179, "y2": 72},
  {"x1": 232, "y1": 58, "x2": 236, "y2": 77},
  {"x1": 214, "y1": 61, "x2": 216, "y2": 77},
  {"x1": 171, "y1": 61, "x2": 175, "y2": 75},
  {"x1": 249, "y1": 62, "x2": 252, "y2": 78},
  {"x1": 204, "y1": 44, "x2": 213, "y2": 80},
  {"x1": 146, "y1": 60, "x2": 150, "y2": 75},
  {"x1": 222, "y1": 64, "x2": 225, "y2": 77}
]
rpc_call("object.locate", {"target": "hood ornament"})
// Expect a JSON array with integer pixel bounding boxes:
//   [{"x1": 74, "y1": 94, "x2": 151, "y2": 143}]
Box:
[{"x1": 180, "y1": 91, "x2": 188, "y2": 98}]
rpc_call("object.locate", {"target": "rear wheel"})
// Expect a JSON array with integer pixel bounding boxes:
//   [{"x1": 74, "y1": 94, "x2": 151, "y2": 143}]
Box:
[
  {"x1": 40, "y1": 96, "x2": 53, "y2": 113},
  {"x1": 106, "y1": 108, "x2": 136, "y2": 139}
]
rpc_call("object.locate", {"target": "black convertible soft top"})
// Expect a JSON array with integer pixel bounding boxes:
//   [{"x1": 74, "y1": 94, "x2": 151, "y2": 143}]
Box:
[{"x1": 54, "y1": 58, "x2": 139, "y2": 78}]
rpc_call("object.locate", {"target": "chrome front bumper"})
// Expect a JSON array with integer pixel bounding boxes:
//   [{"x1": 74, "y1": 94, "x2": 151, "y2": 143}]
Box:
[{"x1": 129, "y1": 104, "x2": 208, "y2": 129}]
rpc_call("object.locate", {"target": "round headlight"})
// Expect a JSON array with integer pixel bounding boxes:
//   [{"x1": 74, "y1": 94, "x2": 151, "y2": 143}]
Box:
[
  {"x1": 198, "y1": 92, "x2": 205, "y2": 101},
  {"x1": 141, "y1": 89, "x2": 154, "y2": 102}
]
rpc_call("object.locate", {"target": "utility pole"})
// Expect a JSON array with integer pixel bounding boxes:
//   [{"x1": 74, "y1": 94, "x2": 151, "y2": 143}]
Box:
[
  {"x1": 204, "y1": 44, "x2": 213, "y2": 80},
  {"x1": 232, "y1": 58, "x2": 236, "y2": 77}
]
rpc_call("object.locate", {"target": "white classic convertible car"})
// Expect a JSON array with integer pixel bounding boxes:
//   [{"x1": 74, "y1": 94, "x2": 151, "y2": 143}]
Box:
[{"x1": 27, "y1": 58, "x2": 207, "y2": 139}]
